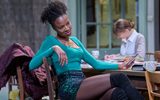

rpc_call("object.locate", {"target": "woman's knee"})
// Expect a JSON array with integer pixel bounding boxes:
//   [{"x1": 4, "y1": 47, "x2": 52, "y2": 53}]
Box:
[
  {"x1": 111, "y1": 88, "x2": 128, "y2": 100},
  {"x1": 110, "y1": 73, "x2": 131, "y2": 88}
]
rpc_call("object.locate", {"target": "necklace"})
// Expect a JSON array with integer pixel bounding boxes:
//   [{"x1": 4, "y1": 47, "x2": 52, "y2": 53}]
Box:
[
  {"x1": 57, "y1": 37, "x2": 73, "y2": 47},
  {"x1": 64, "y1": 40, "x2": 73, "y2": 47}
]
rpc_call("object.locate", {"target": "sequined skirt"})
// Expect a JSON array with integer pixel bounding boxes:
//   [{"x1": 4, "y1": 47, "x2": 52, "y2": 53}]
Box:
[{"x1": 57, "y1": 70, "x2": 85, "y2": 100}]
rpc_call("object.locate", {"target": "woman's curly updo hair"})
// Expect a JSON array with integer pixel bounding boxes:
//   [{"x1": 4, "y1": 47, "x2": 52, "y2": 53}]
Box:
[
  {"x1": 113, "y1": 19, "x2": 135, "y2": 35},
  {"x1": 41, "y1": 1, "x2": 67, "y2": 25}
]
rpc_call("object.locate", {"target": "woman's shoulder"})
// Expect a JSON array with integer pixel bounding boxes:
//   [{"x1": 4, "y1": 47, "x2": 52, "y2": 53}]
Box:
[
  {"x1": 70, "y1": 36, "x2": 80, "y2": 42},
  {"x1": 45, "y1": 34, "x2": 56, "y2": 39},
  {"x1": 137, "y1": 33, "x2": 145, "y2": 39},
  {"x1": 70, "y1": 36, "x2": 78, "y2": 39},
  {"x1": 70, "y1": 36, "x2": 83, "y2": 45},
  {"x1": 44, "y1": 35, "x2": 56, "y2": 42},
  {"x1": 133, "y1": 30, "x2": 145, "y2": 39},
  {"x1": 136, "y1": 32, "x2": 145, "y2": 44}
]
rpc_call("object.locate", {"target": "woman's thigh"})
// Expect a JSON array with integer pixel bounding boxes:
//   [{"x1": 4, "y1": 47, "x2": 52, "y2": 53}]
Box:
[{"x1": 76, "y1": 74, "x2": 112, "y2": 100}]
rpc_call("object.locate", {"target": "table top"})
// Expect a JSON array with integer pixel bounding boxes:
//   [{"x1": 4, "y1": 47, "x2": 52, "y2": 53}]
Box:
[
  {"x1": 82, "y1": 67, "x2": 145, "y2": 76},
  {"x1": 82, "y1": 62, "x2": 160, "y2": 77}
]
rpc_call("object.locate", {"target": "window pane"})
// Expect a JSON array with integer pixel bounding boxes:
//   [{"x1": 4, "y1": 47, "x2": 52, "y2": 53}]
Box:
[
  {"x1": 86, "y1": 0, "x2": 96, "y2": 48},
  {"x1": 112, "y1": 34, "x2": 121, "y2": 48},
  {"x1": 87, "y1": 25, "x2": 96, "y2": 48},
  {"x1": 111, "y1": 0, "x2": 137, "y2": 48},
  {"x1": 86, "y1": 0, "x2": 96, "y2": 22},
  {"x1": 99, "y1": 0, "x2": 110, "y2": 23},
  {"x1": 99, "y1": 0, "x2": 110, "y2": 48},
  {"x1": 99, "y1": 24, "x2": 109, "y2": 48},
  {"x1": 112, "y1": 0, "x2": 121, "y2": 21},
  {"x1": 111, "y1": 0, "x2": 122, "y2": 48},
  {"x1": 85, "y1": 0, "x2": 137, "y2": 49},
  {"x1": 125, "y1": 0, "x2": 136, "y2": 25}
]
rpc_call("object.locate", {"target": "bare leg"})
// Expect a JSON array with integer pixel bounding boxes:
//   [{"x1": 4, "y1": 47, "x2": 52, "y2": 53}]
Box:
[{"x1": 76, "y1": 74, "x2": 112, "y2": 100}]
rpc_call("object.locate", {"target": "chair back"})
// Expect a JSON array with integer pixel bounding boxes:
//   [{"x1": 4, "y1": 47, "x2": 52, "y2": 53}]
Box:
[
  {"x1": 43, "y1": 58, "x2": 55, "y2": 100},
  {"x1": 145, "y1": 71, "x2": 160, "y2": 100},
  {"x1": 146, "y1": 51, "x2": 160, "y2": 62},
  {"x1": 145, "y1": 52, "x2": 155, "y2": 61},
  {"x1": 154, "y1": 51, "x2": 160, "y2": 63},
  {"x1": 43, "y1": 57, "x2": 60, "y2": 100}
]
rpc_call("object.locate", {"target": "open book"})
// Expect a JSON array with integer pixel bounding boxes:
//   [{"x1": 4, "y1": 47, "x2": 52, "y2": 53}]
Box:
[
  {"x1": 131, "y1": 61, "x2": 144, "y2": 71},
  {"x1": 124, "y1": 54, "x2": 145, "y2": 71}
]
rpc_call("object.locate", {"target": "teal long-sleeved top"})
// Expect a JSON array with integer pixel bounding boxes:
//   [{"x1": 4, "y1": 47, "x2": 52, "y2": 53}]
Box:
[{"x1": 29, "y1": 35, "x2": 118, "y2": 75}]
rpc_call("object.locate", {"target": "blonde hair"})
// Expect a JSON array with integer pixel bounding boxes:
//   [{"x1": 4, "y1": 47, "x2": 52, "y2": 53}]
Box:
[{"x1": 113, "y1": 19, "x2": 135, "y2": 35}]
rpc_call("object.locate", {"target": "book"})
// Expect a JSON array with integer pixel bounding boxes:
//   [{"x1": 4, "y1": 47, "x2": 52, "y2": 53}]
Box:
[
  {"x1": 131, "y1": 61, "x2": 144, "y2": 71},
  {"x1": 132, "y1": 65, "x2": 145, "y2": 71}
]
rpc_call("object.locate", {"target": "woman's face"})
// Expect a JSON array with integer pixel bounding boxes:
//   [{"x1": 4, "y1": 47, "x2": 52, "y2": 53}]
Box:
[
  {"x1": 116, "y1": 29, "x2": 130, "y2": 39},
  {"x1": 53, "y1": 14, "x2": 72, "y2": 38}
]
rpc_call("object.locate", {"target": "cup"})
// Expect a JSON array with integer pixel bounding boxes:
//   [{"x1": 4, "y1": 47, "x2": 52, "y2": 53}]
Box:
[
  {"x1": 91, "y1": 50, "x2": 99, "y2": 59},
  {"x1": 143, "y1": 61, "x2": 157, "y2": 72}
]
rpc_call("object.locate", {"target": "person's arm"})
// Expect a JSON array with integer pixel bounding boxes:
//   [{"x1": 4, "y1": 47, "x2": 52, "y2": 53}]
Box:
[
  {"x1": 72, "y1": 37, "x2": 119, "y2": 70},
  {"x1": 136, "y1": 34, "x2": 146, "y2": 58},
  {"x1": 29, "y1": 37, "x2": 55, "y2": 70},
  {"x1": 29, "y1": 36, "x2": 68, "y2": 71}
]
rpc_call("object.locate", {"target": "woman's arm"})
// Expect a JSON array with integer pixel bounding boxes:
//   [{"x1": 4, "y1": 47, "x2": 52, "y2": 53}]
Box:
[
  {"x1": 72, "y1": 37, "x2": 119, "y2": 70},
  {"x1": 29, "y1": 37, "x2": 55, "y2": 70},
  {"x1": 29, "y1": 36, "x2": 68, "y2": 70}
]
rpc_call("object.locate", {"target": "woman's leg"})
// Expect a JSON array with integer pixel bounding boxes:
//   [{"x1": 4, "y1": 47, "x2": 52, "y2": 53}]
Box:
[
  {"x1": 100, "y1": 87, "x2": 128, "y2": 100},
  {"x1": 110, "y1": 73, "x2": 144, "y2": 100},
  {"x1": 76, "y1": 74, "x2": 112, "y2": 100},
  {"x1": 111, "y1": 88, "x2": 128, "y2": 100},
  {"x1": 100, "y1": 88, "x2": 115, "y2": 100}
]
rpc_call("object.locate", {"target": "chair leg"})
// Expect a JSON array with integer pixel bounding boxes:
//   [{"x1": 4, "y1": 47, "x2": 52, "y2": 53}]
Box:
[{"x1": 17, "y1": 66, "x2": 24, "y2": 100}]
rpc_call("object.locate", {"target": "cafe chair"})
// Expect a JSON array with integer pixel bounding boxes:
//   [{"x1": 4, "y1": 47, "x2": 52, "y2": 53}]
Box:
[
  {"x1": 146, "y1": 51, "x2": 160, "y2": 62},
  {"x1": 154, "y1": 51, "x2": 160, "y2": 63},
  {"x1": 43, "y1": 57, "x2": 59, "y2": 100},
  {"x1": 9, "y1": 58, "x2": 59, "y2": 100},
  {"x1": 146, "y1": 52, "x2": 155, "y2": 61},
  {"x1": 145, "y1": 71, "x2": 160, "y2": 100}
]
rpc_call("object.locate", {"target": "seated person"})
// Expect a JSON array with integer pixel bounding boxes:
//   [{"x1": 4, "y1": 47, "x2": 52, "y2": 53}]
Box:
[
  {"x1": 29, "y1": 1, "x2": 144, "y2": 100},
  {"x1": 112, "y1": 18, "x2": 146, "y2": 61}
]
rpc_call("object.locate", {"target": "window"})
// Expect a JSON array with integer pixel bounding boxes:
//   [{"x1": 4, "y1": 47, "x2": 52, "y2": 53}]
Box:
[{"x1": 78, "y1": 0, "x2": 138, "y2": 57}]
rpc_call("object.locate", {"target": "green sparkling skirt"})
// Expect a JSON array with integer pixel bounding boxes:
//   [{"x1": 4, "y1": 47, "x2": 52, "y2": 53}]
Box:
[{"x1": 58, "y1": 70, "x2": 85, "y2": 100}]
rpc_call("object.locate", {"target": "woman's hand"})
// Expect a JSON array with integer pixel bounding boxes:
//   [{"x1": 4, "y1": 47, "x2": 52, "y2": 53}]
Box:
[
  {"x1": 52, "y1": 45, "x2": 68, "y2": 66},
  {"x1": 118, "y1": 57, "x2": 135, "y2": 70},
  {"x1": 118, "y1": 63, "x2": 127, "y2": 70}
]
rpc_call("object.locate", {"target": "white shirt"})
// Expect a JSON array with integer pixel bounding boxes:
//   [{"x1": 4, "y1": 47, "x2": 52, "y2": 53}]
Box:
[{"x1": 120, "y1": 30, "x2": 145, "y2": 58}]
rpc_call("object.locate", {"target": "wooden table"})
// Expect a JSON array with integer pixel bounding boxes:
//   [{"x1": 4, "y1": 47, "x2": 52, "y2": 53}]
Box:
[{"x1": 82, "y1": 68, "x2": 147, "y2": 90}]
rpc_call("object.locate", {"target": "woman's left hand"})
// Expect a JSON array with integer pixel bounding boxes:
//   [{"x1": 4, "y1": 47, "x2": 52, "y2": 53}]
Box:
[
  {"x1": 118, "y1": 63, "x2": 127, "y2": 70},
  {"x1": 52, "y1": 45, "x2": 68, "y2": 66},
  {"x1": 118, "y1": 58, "x2": 135, "y2": 70}
]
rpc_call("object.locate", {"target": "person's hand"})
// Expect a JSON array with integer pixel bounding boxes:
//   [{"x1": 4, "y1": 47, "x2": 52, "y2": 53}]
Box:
[
  {"x1": 52, "y1": 45, "x2": 68, "y2": 66},
  {"x1": 118, "y1": 63, "x2": 127, "y2": 70},
  {"x1": 118, "y1": 57, "x2": 135, "y2": 70}
]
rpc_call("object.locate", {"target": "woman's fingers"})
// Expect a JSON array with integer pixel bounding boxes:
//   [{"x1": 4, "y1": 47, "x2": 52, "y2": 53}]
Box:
[
  {"x1": 60, "y1": 52, "x2": 68, "y2": 66},
  {"x1": 53, "y1": 45, "x2": 68, "y2": 66}
]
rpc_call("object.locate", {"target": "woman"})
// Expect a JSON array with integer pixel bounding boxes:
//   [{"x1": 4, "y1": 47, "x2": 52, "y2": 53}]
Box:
[
  {"x1": 29, "y1": 1, "x2": 144, "y2": 100},
  {"x1": 113, "y1": 19, "x2": 146, "y2": 59}
]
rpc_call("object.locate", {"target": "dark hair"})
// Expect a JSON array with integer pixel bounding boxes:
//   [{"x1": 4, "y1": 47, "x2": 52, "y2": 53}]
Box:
[
  {"x1": 113, "y1": 19, "x2": 135, "y2": 35},
  {"x1": 40, "y1": 1, "x2": 67, "y2": 25}
]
